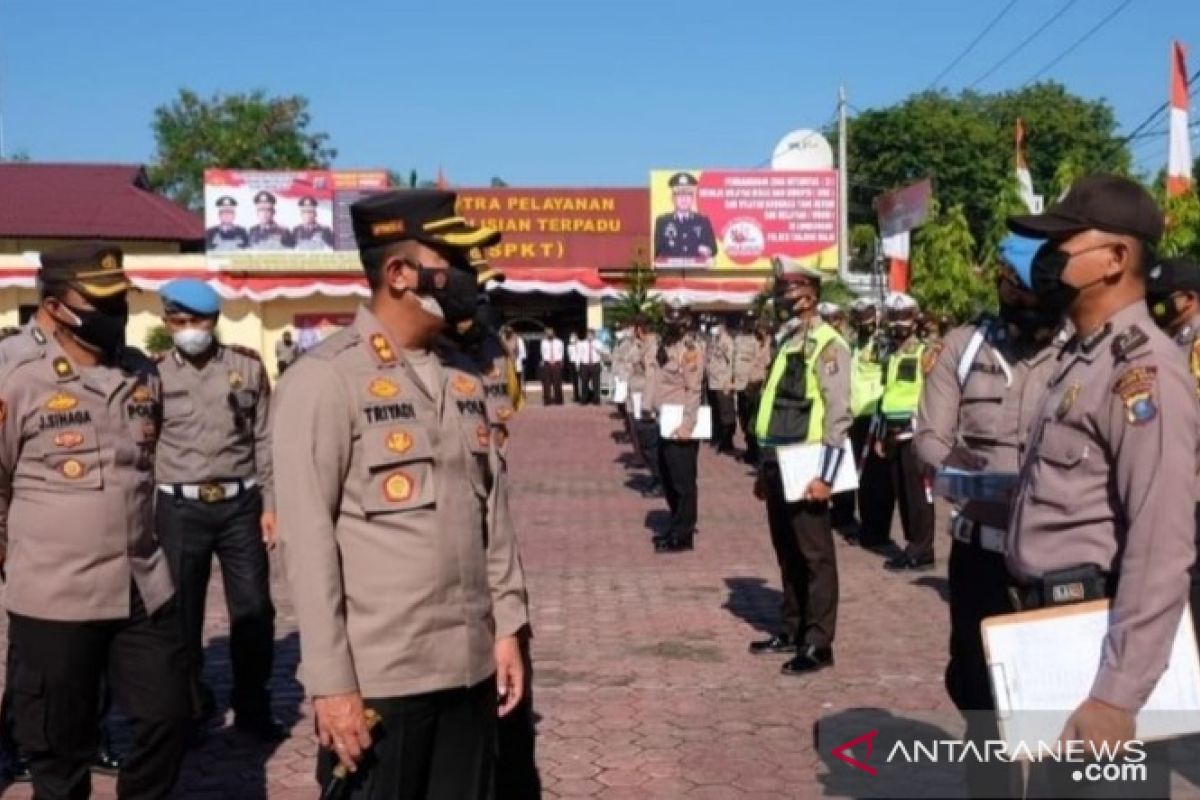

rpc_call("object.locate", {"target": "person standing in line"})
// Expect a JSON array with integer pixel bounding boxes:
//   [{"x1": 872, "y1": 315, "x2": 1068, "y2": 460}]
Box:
[
  {"x1": 577, "y1": 329, "x2": 606, "y2": 405},
  {"x1": 567, "y1": 332, "x2": 582, "y2": 402},
  {"x1": 706, "y1": 317, "x2": 737, "y2": 454},
  {"x1": 539, "y1": 328, "x2": 565, "y2": 405}
]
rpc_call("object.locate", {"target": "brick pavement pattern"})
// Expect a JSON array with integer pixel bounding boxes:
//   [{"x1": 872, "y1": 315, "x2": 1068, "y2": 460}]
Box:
[{"x1": 2, "y1": 404, "x2": 1199, "y2": 798}]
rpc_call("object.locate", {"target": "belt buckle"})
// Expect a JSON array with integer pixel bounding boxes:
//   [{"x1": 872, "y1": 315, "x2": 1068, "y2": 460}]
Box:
[{"x1": 198, "y1": 483, "x2": 227, "y2": 503}]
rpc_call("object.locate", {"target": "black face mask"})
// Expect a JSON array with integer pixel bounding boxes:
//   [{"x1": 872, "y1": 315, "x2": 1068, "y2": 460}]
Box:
[
  {"x1": 1029, "y1": 246, "x2": 1079, "y2": 318},
  {"x1": 415, "y1": 265, "x2": 478, "y2": 326},
  {"x1": 888, "y1": 321, "x2": 914, "y2": 340},
  {"x1": 449, "y1": 302, "x2": 498, "y2": 347},
  {"x1": 59, "y1": 297, "x2": 128, "y2": 358},
  {"x1": 998, "y1": 301, "x2": 1059, "y2": 337}
]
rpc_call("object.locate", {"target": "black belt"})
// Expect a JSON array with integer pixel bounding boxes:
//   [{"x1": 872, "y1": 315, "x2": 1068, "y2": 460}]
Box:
[
  {"x1": 1008, "y1": 565, "x2": 1116, "y2": 612},
  {"x1": 159, "y1": 478, "x2": 257, "y2": 504}
]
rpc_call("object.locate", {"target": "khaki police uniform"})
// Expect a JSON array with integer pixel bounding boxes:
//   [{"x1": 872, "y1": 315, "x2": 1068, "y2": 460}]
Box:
[
  {"x1": 754, "y1": 318, "x2": 850, "y2": 664},
  {"x1": 651, "y1": 332, "x2": 705, "y2": 550},
  {"x1": 706, "y1": 327, "x2": 736, "y2": 452},
  {"x1": 0, "y1": 322, "x2": 190, "y2": 797},
  {"x1": 155, "y1": 343, "x2": 277, "y2": 727}
]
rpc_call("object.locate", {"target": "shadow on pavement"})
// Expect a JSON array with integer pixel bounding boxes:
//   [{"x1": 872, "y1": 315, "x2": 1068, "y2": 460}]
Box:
[
  {"x1": 911, "y1": 575, "x2": 950, "y2": 603},
  {"x1": 722, "y1": 576, "x2": 783, "y2": 635}
]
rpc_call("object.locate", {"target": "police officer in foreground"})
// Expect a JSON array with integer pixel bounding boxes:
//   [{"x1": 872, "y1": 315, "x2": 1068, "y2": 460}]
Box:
[
  {"x1": 274, "y1": 190, "x2": 529, "y2": 797},
  {"x1": 1006, "y1": 175, "x2": 1194, "y2": 796},
  {"x1": 865, "y1": 292, "x2": 937, "y2": 570},
  {"x1": 154, "y1": 279, "x2": 282, "y2": 741},
  {"x1": 650, "y1": 299, "x2": 705, "y2": 552},
  {"x1": 1146, "y1": 255, "x2": 1200, "y2": 649},
  {"x1": 206, "y1": 195, "x2": 249, "y2": 251},
  {"x1": 0, "y1": 242, "x2": 191, "y2": 797},
  {"x1": 914, "y1": 234, "x2": 1062, "y2": 797},
  {"x1": 247, "y1": 191, "x2": 295, "y2": 250},
  {"x1": 749, "y1": 259, "x2": 850, "y2": 673}
]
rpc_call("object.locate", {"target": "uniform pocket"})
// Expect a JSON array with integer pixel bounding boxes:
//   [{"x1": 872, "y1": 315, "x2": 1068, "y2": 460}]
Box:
[
  {"x1": 40, "y1": 424, "x2": 104, "y2": 491},
  {"x1": 11, "y1": 665, "x2": 48, "y2": 751},
  {"x1": 1028, "y1": 426, "x2": 1089, "y2": 512},
  {"x1": 359, "y1": 426, "x2": 436, "y2": 516},
  {"x1": 959, "y1": 387, "x2": 1004, "y2": 440}
]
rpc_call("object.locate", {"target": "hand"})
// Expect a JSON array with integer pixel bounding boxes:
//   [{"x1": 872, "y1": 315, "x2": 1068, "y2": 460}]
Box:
[
  {"x1": 872, "y1": 439, "x2": 887, "y2": 459},
  {"x1": 495, "y1": 635, "x2": 525, "y2": 717},
  {"x1": 260, "y1": 511, "x2": 278, "y2": 550},
  {"x1": 803, "y1": 479, "x2": 832, "y2": 504},
  {"x1": 943, "y1": 447, "x2": 987, "y2": 471},
  {"x1": 1059, "y1": 697, "x2": 1136, "y2": 754},
  {"x1": 675, "y1": 424, "x2": 693, "y2": 440},
  {"x1": 313, "y1": 692, "x2": 372, "y2": 772},
  {"x1": 753, "y1": 474, "x2": 767, "y2": 501}
]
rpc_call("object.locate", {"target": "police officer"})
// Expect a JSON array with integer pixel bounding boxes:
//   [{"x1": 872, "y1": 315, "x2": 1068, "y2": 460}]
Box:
[
  {"x1": 706, "y1": 316, "x2": 737, "y2": 453},
  {"x1": 650, "y1": 299, "x2": 705, "y2": 552},
  {"x1": 624, "y1": 316, "x2": 658, "y2": 481},
  {"x1": 732, "y1": 312, "x2": 769, "y2": 465},
  {"x1": 1006, "y1": 175, "x2": 1194, "y2": 797},
  {"x1": 914, "y1": 234, "x2": 1061, "y2": 796},
  {"x1": 247, "y1": 191, "x2": 295, "y2": 250},
  {"x1": 1146, "y1": 255, "x2": 1200, "y2": 649},
  {"x1": 0, "y1": 242, "x2": 191, "y2": 797},
  {"x1": 749, "y1": 259, "x2": 850, "y2": 673},
  {"x1": 292, "y1": 195, "x2": 335, "y2": 251},
  {"x1": 274, "y1": 190, "x2": 529, "y2": 797},
  {"x1": 206, "y1": 195, "x2": 249, "y2": 251},
  {"x1": 275, "y1": 329, "x2": 300, "y2": 375},
  {"x1": 154, "y1": 279, "x2": 282, "y2": 741},
  {"x1": 839, "y1": 298, "x2": 885, "y2": 544},
  {"x1": 653, "y1": 173, "x2": 718, "y2": 262},
  {"x1": 865, "y1": 292, "x2": 937, "y2": 570}
]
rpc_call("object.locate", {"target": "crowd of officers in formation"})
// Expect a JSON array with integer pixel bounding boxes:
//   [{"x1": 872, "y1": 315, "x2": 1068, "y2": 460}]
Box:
[
  {"x1": 2, "y1": 175, "x2": 1200, "y2": 799},
  {"x1": 608, "y1": 174, "x2": 1200, "y2": 796}
]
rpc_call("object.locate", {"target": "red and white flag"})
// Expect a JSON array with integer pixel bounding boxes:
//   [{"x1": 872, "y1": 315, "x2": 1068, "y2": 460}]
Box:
[
  {"x1": 1015, "y1": 118, "x2": 1041, "y2": 212},
  {"x1": 1168, "y1": 40, "x2": 1193, "y2": 197},
  {"x1": 881, "y1": 231, "x2": 910, "y2": 292}
]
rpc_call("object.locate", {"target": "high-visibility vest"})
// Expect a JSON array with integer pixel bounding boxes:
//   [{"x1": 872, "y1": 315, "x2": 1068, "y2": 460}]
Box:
[
  {"x1": 879, "y1": 342, "x2": 926, "y2": 419},
  {"x1": 850, "y1": 343, "x2": 884, "y2": 418},
  {"x1": 755, "y1": 321, "x2": 845, "y2": 445}
]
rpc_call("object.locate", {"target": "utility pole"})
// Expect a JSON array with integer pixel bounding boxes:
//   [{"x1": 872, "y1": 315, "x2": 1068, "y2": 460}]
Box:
[{"x1": 837, "y1": 86, "x2": 850, "y2": 286}]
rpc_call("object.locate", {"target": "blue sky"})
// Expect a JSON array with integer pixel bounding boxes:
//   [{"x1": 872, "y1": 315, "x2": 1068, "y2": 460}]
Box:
[{"x1": 1, "y1": 0, "x2": 1197, "y2": 185}]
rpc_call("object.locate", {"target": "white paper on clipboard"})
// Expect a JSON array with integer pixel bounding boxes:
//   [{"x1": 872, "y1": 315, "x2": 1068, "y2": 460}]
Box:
[
  {"x1": 775, "y1": 439, "x2": 859, "y2": 500},
  {"x1": 631, "y1": 392, "x2": 643, "y2": 420},
  {"x1": 982, "y1": 600, "x2": 1200, "y2": 755},
  {"x1": 612, "y1": 379, "x2": 628, "y2": 404},
  {"x1": 658, "y1": 404, "x2": 712, "y2": 440}
]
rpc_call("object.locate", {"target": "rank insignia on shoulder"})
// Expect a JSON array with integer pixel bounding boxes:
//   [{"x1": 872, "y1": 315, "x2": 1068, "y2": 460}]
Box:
[
  {"x1": 921, "y1": 343, "x2": 944, "y2": 375},
  {"x1": 369, "y1": 377, "x2": 400, "y2": 399},
  {"x1": 1111, "y1": 325, "x2": 1149, "y2": 361},
  {"x1": 1056, "y1": 382, "x2": 1080, "y2": 419},
  {"x1": 52, "y1": 357, "x2": 73, "y2": 379},
  {"x1": 370, "y1": 333, "x2": 397, "y2": 365}
]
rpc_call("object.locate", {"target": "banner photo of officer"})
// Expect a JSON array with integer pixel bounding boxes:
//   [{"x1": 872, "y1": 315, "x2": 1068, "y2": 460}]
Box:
[
  {"x1": 204, "y1": 170, "x2": 336, "y2": 253},
  {"x1": 649, "y1": 169, "x2": 839, "y2": 272}
]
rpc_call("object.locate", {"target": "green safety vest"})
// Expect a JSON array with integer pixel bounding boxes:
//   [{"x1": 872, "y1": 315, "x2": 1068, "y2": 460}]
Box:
[
  {"x1": 879, "y1": 342, "x2": 926, "y2": 419},
  {"x1": 755, "y1": 322, "x2": 845, "y2": 445},
  {"x1": 850, "y1": 343, "x2": 884, "y2": 418}
]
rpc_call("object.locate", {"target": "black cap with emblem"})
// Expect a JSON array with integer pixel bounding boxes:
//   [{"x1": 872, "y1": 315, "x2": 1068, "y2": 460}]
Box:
[
  {"x1": 39, "y1": 241, "x2": 130, "y2": 300},
  {"x1": 1007, "y1": 174, "x2": 1164, "y2": 244},
  {"x1": 350, "y1": 189, "x2": 501, "y2": 253},
  {"x1": 1147, "y1": 257, "x2": 1200, "y2": 296}
]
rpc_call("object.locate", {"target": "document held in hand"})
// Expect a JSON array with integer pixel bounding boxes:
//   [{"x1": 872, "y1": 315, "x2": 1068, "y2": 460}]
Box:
[
  {"x1": 775, "y1": 439, "x2": 859, "y2": 501},
  {"x1": 658, "y1": 404, "x2": 712, "y2": 440},
  {"x1": 982, "y1": 600, "x2": 1200, "y2": 754}
]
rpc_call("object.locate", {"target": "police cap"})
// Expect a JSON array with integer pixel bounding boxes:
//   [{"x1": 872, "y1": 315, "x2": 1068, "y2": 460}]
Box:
[
  {"x1": 668, "y1": 172, "x2": 700, "y2": 191},
  {"x1": 1147, "y1": 257, "x2": 1200, "y2": 296},
  {"x1": 1007, "y1": 174, "x2": 1163, "y2": 244},
  {"x1": 350, "y1": 189, "x2": 501, "y2": 253},
  {"x1": 253, "y1": 191, "x2": 277, "y2": 206},
  {"x1": 215, "y1": 195, "x2": 238, "y2": 209},
  {"x1": 298, "y1": 196, "x2": 318, "y2": 209},
  {"x1": 160, "y1": 278, "x2": 221, "y2": 317},
  {"x1": 39, "y1": 242, "x2": 130, "y2": 300}
]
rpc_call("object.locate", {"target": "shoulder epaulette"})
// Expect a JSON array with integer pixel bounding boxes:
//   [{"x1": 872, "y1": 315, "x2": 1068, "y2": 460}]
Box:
[
  {"x1": 1111, "y1": 325, "x2": 1149, "y2": 362},
  {"x1": 0, "y1": 326, "x2": 20, "y2": 341},
  {"x1": 228, "y1": 344, "x2": 262, "y2": 361}
]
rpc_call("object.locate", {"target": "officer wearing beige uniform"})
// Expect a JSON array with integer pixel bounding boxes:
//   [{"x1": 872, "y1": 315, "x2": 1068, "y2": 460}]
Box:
[
  {"x1": 274, "y1": 190, "x2": 529, "y2": 798},
  {"x1": 0, "y1": 242, "x2": 190, "y2": 798},
  {"x1": 1005, "y1": 176, "x2": 1195, "y2": 796},
  {"x1": 154, "y1": 278, "x2": 281, "y2": 741},
  {"x1": 705, "y1": 319, "x2": 736, "y2": 453}
]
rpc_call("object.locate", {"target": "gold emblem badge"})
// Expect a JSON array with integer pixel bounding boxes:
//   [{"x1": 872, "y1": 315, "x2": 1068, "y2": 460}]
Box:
[
  {"x1": 60, "y1": 458, "x2": 85, "y2": 479},
  {"x1": 53, "y1": 431, "x2": 84, "y2": 449},
  {"x1": 383, "y1": 471, "x2": 414, "y2": 503},
  {"x1": 370, "y1": 333, "x2": 397, "y2": 365},
  {"x1": 385, "y1": 430, "x2": 413, "y2": 454},
  {"x1": 229, "y1": 371, "x2": 244, "y2": 388},
  {"x1": 369, "y1": 378, "x2": 400, "y2": 399},
  {"x1": 45, "y1": 392, "x2": 78, "y2": 411},
  {"x1": 1056, "y1": 383, "x2": 1080, "y2": 419},
  {"x1": 452, "y1": 375, "x2": 478, "y2": 396},
  {"x1": 476, "y1": 424, "x2": 490, "y2": 448},
  {"x1": 52, "y1": 357, "x2": 73, "y2": 378},
  {"x1": 497, "y1": 406, "x2": 514, "y2": 422},
  {"x1": 131, "y1": 385, "x2": 152, "y2": 403},
  {"x1": 100, "y1": 254, "x2": 119, "y2": 271}
]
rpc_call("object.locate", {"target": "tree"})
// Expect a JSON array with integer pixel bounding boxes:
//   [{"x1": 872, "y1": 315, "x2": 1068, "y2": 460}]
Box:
[
  {"x1": 148, "y1": 89, "x2": 337, "y2": 210},
  {"x1": 910, "y1": 202, "x2": 993, "y2": 320},
  {"x1": 607, "y1": 265, "x2": 663, "y2": 326},
  {"x1": 1161, "y1": 191, "x2": 1200, "y2": 261},
  {"x1": 144, "y1": 325, "x2": 174, "y2": 355},
  {"x1": 490, "y1": 177, "x2": 509, "y2": 188}
]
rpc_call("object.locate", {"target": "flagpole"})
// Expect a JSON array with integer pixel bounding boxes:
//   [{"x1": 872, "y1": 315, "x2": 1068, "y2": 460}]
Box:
[{"x1": 837, "y1": 85, "x2": 850, "y2": 284}]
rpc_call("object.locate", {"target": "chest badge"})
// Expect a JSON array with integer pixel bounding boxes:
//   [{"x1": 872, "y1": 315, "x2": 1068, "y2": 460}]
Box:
[
  {"x1": 382, "y1": 471, "x2": 415, "y2": 503},
  {"x1": 45, "y1": 392, "x2": 78, "y2": 412},
  {"x1": 369, "y1": 378, "x2": 400, "y2": 399},
  {"x1": 52, "y1": 357, "x2": 73, "y2": 379},
  {"x1": 1056, "y1": 382, "x2": 1080, "y2": 419},
  {"x1": 385, "y1": 429, "x2": 413, "y2": 454},
  {"x1": 228, "y1": 371, "x2": 244, "y2": 388},
  {"x1": 60, "y1": 458, "x2": 86, "y2": 479},
  {"x1": 452, "y1": 375, "x2": 479, "y2": 396},
  {"x1": 131, "y1": 385, "x2": 153, "y2": 403},
  {"x1": 53, "y1": 431, "x2": 85, "y2": 449}
]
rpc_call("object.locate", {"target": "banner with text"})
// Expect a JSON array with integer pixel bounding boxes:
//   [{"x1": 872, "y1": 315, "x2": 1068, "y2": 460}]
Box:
[{"x1": 649, "y1": 169, "x2": 839, "y2": 271}]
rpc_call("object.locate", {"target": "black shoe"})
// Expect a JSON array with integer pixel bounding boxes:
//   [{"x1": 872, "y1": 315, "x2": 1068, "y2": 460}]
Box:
[
  {"x1": 653, "y1": 538, "x2": 673, "y2": 553},
  {"x1": 669, "y1": 536, "x2": 694, "y2": 552},
  {"x1": 234, "y1": 715, "x2": 289, "y2": 743},
  {"x1": 5, "y1": 749, "x2": 30, "y2": 782},
  {"x1": 748, "y1": 634, "x2": 796, "y2": 655},
  {"x1": 884, "y1": 553, "x2": 935, "y2": 572},
  {"x1": 781, "y1": 645, "x2": 834, "y2": 675},
  {"x1": 91, "y1": 748, "x2": 121, "y2": 776}
]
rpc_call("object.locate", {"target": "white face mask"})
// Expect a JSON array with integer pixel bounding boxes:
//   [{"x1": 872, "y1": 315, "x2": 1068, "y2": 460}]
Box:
[{"x1": 173, "y1": 327, "x2": 213, "y2": 356}]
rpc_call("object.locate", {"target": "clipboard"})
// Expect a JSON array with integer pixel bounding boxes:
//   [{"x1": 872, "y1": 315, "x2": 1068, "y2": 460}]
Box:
[
  {"x1": 658, "y1": 404, "x2": 713, "y2": 440},
  {"x1": 775, "y1": 439, "x2": 859, "y2": 500},
  {"x1": 982, "y1": 599, "x2": 1200, "y2": 755},
  {"x1": 612, "y1": 378, "x2": 628, "y2": 404}
]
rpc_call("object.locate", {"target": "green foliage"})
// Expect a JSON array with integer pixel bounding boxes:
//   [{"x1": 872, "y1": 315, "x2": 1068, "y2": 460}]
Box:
[
  {"x1": 848, "y1": 224, "x2": 878, "y2": 274},
  {"x1": 144, "y1": 325, "x2": 174, "y2": 355},
  {"x1": 1161, "y1": 192, "x2": 1200, "y2": 261},
  {"x1": 608, "y1": 265, "x2": 663, "y2": 325},
  {"x1": 148, "y1": 89, "x2": 337, "y2": 210},
  {"x1": 820, "y1": 278, "x2": 857, "y2": 308},
  {"x1": 910, "y1": 202, "x2": 994, "y2": 321}
]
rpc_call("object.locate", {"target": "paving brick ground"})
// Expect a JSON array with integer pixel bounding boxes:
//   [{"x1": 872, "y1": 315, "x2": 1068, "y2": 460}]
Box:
[{"x1": 2, "y1": 403, "x2": 1199, "y2": 798}]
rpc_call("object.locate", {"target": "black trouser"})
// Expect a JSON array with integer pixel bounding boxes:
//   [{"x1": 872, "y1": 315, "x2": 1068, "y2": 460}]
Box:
[
  {"x1": 736, "y1": 382, "x2": 763, "y2": 460},
  {"x1": 8, "y1": 591, "x2": 191, "y2": 800},
  {"x1": 856, "y1": 429, "x2": 893, "y2": 544},
  {"x1": 861, "y1": 438, "x2": 935, "y2": 557},
  {"x1": 762, "y1": 461, "x2": 838, "y2": 648},
  {"x1": 831, "y1": 416, "x2": 871, "y2": 530},
  {"x1": 156, "y1": 486, "x2": 275, "y2": 722},
  {"x1": 540, "y1": 363, "x2": 564, "y2": 405},
  {"x1": 657, "y1": 440, "x2": 699, "y2": 543},
  {"x1": 711, "y1": 390, "x2": 736, "y2": 451},
  {"x1": 945, "y1": 536, "x2": 1021, "y2": 798},
  {"x1": 580, "y1": 363, "x2": 602, "y2": 404},
  {"x1": 317, "y1": 678, "x2": 497, "y2": 800},
  {"x1": 636, "y1": 419, "x2": 662, "y2": 482},
  {"x1": 496, "y1": 632, "x2": 540, "y2": 800}
]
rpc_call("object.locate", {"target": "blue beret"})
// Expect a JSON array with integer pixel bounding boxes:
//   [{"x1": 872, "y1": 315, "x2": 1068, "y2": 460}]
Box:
[
  {"x1": 161, "y1": 279, "x2": 220, "y2": 316},
  {"x1": 998, "y1": 234, "x2": 1041, "y2": 290}
]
